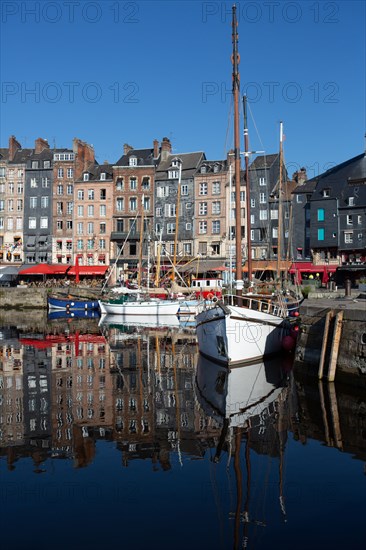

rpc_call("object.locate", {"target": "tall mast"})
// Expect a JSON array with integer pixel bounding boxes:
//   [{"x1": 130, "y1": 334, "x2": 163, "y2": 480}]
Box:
[
  {"x1": 138, "y1": 194, "x2": 145, "y2": 288},
  {"x1": 277, "y1": 122, "x2": 284, "y2": 281},
  {"x1": 232, "y1": 4, "x2": 243, "y2": 296},
  {"x1": 243, "y1": 95, "x2": 252, "y2": 285},
  {"x1": 172, "y1": 160, "x2": 182, "y2": 282}
]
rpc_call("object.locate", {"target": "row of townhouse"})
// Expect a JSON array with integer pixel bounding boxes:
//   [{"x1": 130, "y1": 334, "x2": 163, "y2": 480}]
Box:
[{"x1": 0, "y1": 134, "x2": 365, "y2": 284}]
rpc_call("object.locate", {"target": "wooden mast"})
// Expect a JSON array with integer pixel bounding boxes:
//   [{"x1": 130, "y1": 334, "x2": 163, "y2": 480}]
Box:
[
  {"x1": 243, "y1": 95, "x2": 252, "y2": 286},
  {"x1": 137, "y1": 194, "x2": 145, "y2": 288},
  {"x1": 232, "y1": 5, "x2": 243, "y2": 298},
  {"x1": 172, "y1": 161, "x2": 182, "y2": 282}
]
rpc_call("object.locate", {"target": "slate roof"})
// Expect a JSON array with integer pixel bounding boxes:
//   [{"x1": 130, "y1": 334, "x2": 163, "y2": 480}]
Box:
[
  {"x1": 74, "y1": 162, "x2": 113, "y2": 182},
  {"x1": 115, "y1": 148, "x2": 156, "y2": 167},
  {"x1": 198, "y1": 159, "x2": 228, "y2": 173},
  {"x1": 249, "y1": 154, "x2": 279, "y2": 170},
  {"x1": 301, "y1": 152, "x2": 366, "y2": 200},
  {"x1": 156, "y1": 152, "x2": 206, "y2": 180}
]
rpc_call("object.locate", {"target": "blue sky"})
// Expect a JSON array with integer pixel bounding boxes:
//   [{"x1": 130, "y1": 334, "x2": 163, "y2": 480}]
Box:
[{"x1": 1, "y1": 0, "x2": 365, "y2": 178}]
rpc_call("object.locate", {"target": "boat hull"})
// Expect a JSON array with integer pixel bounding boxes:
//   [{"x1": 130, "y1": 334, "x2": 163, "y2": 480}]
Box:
[
  {"x1": 48, "y1": 296, "x2": 100, "y2": 310},
  {"x1": 98, "y1": 299, "x2": 180, "y2": 316},
  {"x1": 195, "y1": 303, "x2": 288, "y2": 366}
]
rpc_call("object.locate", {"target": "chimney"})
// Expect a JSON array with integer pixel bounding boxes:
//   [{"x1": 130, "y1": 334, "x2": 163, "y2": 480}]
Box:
[
  {"x1": 35, "y1": 137, "x2": 49, "y2": 154},
  {"x1": 153, "y1": 139, "x2": 159, "y2": 158},
  {"x1": 124, "y1": 143, "x2": 133, "y2": 155},
  {"x1": 73, "y1": 138, "x2": 95, "y2": 179},
  {"x1": 293, "y1": 167, "x2": 307, "y2": 185},
  {"x1": 161, "y1": 137, "x2": 172, "y2": 161},
  {"x1": 8, "y1": 135, "x2": 21, "y2": 161},
  {"x1": 103, "y1": 160, "x2": 109, "y2": 165}
]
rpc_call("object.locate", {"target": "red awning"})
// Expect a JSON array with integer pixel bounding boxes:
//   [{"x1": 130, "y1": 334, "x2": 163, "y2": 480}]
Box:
[
  {"x1": 289, "y1": 262, "x2": 337, "y2": 274},
  {"x1": 67, "y1": 265, "x2": 109, "y2": 276},
  {"x1": 19, "y1": 263, "x2": 70, "y2": 275}
]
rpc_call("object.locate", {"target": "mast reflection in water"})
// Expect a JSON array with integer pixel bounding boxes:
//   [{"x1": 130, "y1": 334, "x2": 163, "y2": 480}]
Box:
[{"x1": 0, "y1": 315, "x2": 365, "y2": 549}]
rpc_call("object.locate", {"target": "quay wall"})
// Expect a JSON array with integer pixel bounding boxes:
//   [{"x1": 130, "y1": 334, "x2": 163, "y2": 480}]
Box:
[
  {"x1": 294, "y1": 293, "x2": 366, "y2": 388},
  {"x1": 0, "y1": 286, "x2": 101, "y2": 311}
]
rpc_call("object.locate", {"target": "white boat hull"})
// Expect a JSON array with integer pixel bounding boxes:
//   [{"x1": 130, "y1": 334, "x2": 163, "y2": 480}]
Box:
[
  {"x1": 98, "y1": 299, "x2": 180, "y2": 316},
  {"x1": 195, "y1": 303, "x2": 288, "y2": 366}
]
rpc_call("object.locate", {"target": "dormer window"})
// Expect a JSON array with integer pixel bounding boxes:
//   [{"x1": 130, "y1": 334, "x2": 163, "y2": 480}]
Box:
[
  {"x1": 213, "y1": 164, "x2": 219, "y2": 173},
  {"x1": 129, "y1": 156, "x2": 137, "y2": 167},
  {"x1": 100, "y1": 173, "x2": 106, "y2": 181},
  {"x1": 322, "y1": 188, "x2": 330, "y2": 198},
  {"x1": 348, "y1": 196, "x2": 354, "y2": 206},
  {"x1": 200, "y1": 165, "x2": 207, "y2": 174},
  {"x1": 169, "y1": 169, "x2": 179, "y2": 179},
  {"x1": 172, "y1": 158, "x2": 181, "y2": 167},
  {"x1": 83, "y1": 173, "x2": 89, "y2": 181}
]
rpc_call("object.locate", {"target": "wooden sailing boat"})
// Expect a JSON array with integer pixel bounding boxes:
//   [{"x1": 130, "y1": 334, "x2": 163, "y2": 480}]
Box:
[{"x1": 195, "y1": 5, "x2": 295, "y2": 366}]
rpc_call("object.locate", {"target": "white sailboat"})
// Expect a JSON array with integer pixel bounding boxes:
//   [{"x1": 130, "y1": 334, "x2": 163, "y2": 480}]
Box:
[{"x1": 195, "y1": 5, "x2": 293, "y2": 366}]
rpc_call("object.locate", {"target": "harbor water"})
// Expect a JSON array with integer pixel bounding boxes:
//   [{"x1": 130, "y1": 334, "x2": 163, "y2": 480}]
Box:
[{"x1": 0, "y1": 311, "x2": 365, "y2": 549}]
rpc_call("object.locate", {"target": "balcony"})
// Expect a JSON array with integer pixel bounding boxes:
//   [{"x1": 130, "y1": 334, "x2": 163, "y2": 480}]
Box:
[{"x1": 111, "y1": 231, "x2": 140, "y2": 241}]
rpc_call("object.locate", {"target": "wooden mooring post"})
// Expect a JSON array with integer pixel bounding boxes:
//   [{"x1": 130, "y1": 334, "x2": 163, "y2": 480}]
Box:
[{"x1": 318, "y1": 310, "x2": 344, "y2": 381}]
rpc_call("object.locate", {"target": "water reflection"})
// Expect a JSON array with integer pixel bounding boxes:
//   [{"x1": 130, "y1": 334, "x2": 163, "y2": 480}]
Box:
[{"x1": 0, "y1": 314, "x2": 365, "y2": 549}]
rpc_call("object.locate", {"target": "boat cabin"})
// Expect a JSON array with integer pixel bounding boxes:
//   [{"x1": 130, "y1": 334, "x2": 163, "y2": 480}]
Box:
[{"x1": 190, "y1": 278, "x2": 223, "y2": 299}]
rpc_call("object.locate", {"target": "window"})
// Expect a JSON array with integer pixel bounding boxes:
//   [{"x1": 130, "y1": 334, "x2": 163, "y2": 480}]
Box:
[
  {"x1": 318, "y1": 208, "x2": 325, "y2": 221},
  {"x1": 16, "y1": 217, "x2": 22, "y2": 229},
  {"x1": 58, "y1": 168, "x2": 64, "y2": 178},
  {"x1": 211, "y1": 242, "x2": 220, "y2": 255},
  {"x1": 259, "y1": 177, "x2": 266, "y2": 185},
  {"x1": 88, "y1": 189, "x2": 94, "y2": 200},
  {"x1": 250, "y1": 214, "x2": 255, "y2": 224},
  {"x1": 0, "y1": 218, "x2": 3, "y2": 229},
  {"x1": 66, "y1": 184, "x2": 73, "y2": 195},
  {"x1": 212, "y1": 181, "x2": 221, "y2": 195},
  {"x1": 186, "y1": 222, "x2": 192, "y2": 230},
  {"x1": 199, "y1": 202, "x2": 207, "y2": 215},
  {"x1": 346, "y1": 215, "x2": 353, "y2": 225},
  {"x1": 100, "y1": 189, "x2": 106, "y2": 200},
  {"x1": 181, "y1": 184, "x2": 188, "y2": 195},
  {"x1": 259, "y1": 209, "x2": 268, "y2": 220},
  {"x1": 200, "y1": 165, "x2": 207, "y2": 174},
  {"x1": 212, "y1": 201, "x2": 221, "y2": 214},
  {"x1": 29, "y1": 217, "x2": 37, "y2": 229},
  {"x1": 129, "y1": 156, "x2": 137, "y2": 166},
  {"x1": 31, "y1": 161, "x2": 39, "y2": 169},
  {"x1": 212, "y1": 220, "x2": 220, "y2": 234},
  {"x1": 100, "y1": 223, "x2": 106, "y2": 234},
  {"x1": 198, "y1": 241, "x2": 207, "y2": 255},
  {"x1": 168, "y1": 170, "x2": 179, "y2": 179},
  {"x1": 272, "y1": 227, "x2": 278, "y2": 238},
  {"x1": 77, "y1": 239, "x2": 83, "y2": 250},
  {"x1": 30, "y1": 197, "x2": 37, "y2": 209},
  {"x1": 87, "y1": 239, "x2": 94, "y2": 250},
  {"x1": 129, "y1": 197, "x2": 137, "y2": 211},
  {"x1": 57, "y1": 202, "x2": 63, "y2": 214},
  {"x1": 41, "y1": 178, "x2": 49, "y2": 188},
  {"x1": 271, "y1": 209, "x2": 278, "y2": 219},
  {"x1": 40, "y1": 217, "x2": 48, "y2": 228},
  {"x1": 17, "y1": 183, "x2": 23, "y2": 194},
  {"x1": 199, "y1": 182, "x2": 208, "y2": 195},
  {"x1": 77, "y1": 190, "x2": 84, "y2": 200},
  {"x1": 318, "y1": 228, "x2": 325, "y2": 241},
  {"x1": 348, "y1": 196, "x2": 354, "y2": 206},
  {"x1": 116, "y1": 178, "x2": 123, "y2": 190},
  {"x1": 250, "y1": 229, "x2": 255, "y2": 241},
  {"x1": 8, "y1": 182, "x2": 14, "y2": 194},
  {"x1": 87, "y1": 205, "x2": 94, "y2": 217},
  {"x1": 167, "y1": 223, "x2": 175, "y2": 234},
  {"x1": 130, "y1": 177, "x2": 137, "y2": 190},
  {"x1": 344, "y1": 231, "x2": 353, "y2": 244},
  {"x1": 7, "y1": 217, "x2": 13, "y2": 230},
  {"x1": 143, "y1": 197, "x2": 150, "y2": 211},
  {"x1": 87, "y1": 222, "x2": 94, "y2": 234},
  {"x1": 322, "y1": 189, "x2": 330, "y2": 197},
  {"x1": 83, "y1": 173, "x2": 89, "y2": 181},
  {"x1": 67, "y1": 220, "x2": 73, "y2": 230},
  {"x1": 0, "y1": 200, "x2": 4, "y2": 212},
  {"x1": 67, "y1": 168, "x2": 73, "y2": 178},
  {"x1": 57, "y1": 184, "x2": 63, "y2": 195},
  {"x1": 259, "y1": 193, "x2": 266, "y2": 204},
  {"x1": 357, "y1": 215, "x2": 362, "y2": 225},
  {"x1": 57, "y1": 220, "x2": 63, "y2": 230},
  {"x1": 77, "y1": 205, "x2": 84, "y2": 217},
  {"x1": 250, "y1": 198, "x2": 255, "y2": 208},
  {"x1": 30, "y1": 178, "x2": 37, "y2": 188},
  {"x1": 41, "y1": 196, "x2": 49, "y2": 208},
  {"x1": 183, "y1": 243, "x2": 192, "y2": 255},
  {"x1": 199, "y1": 221, "x2": 207, "y2": 234},
  {"x1": 77, "y1": 222, "x2": 83, "y2": 235},
  {"x1": 67, "y1": 202, "x2": 73, "y2": 215},
  {"x1": 116, "y1": 197, "x2": 124, "y2": 211},
  {"x1": 100, "y1": 205, "x2": 106, "y2": 217},
  {"x1": 156, "y1": 207, "x2": 162, "y2": 217},
  {"x1": 142, "y1": 177, "x2": 150, "y2": 190},
  {"x1": 99, "y1": 239, "x2": 106, "y2": 250},
  {"x1": 157, "y1": 186, "x2": 169, "y2": 197}
]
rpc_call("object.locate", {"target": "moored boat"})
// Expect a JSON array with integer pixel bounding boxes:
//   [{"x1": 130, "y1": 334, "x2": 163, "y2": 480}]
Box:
[{"x1": 48, "y1": 295, "x2": 100, "y2": 311}]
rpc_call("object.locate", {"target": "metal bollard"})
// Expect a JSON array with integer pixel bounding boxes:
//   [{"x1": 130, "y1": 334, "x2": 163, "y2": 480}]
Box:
[{"x1": 345, "y1": 278, "x2": 351, "y2": 297}]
